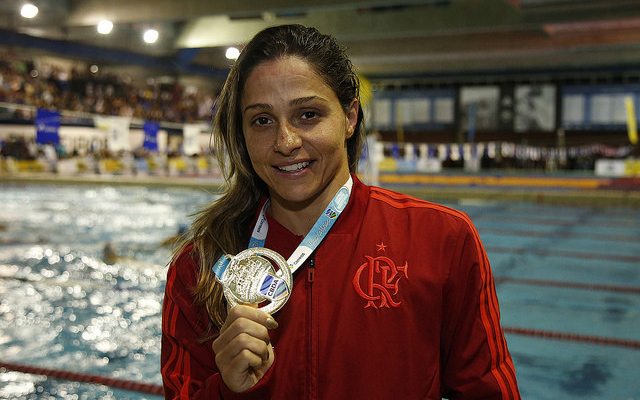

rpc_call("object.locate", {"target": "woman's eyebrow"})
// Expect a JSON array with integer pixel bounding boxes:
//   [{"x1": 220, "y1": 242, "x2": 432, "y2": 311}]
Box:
[
  {"x1": 243, "y1": 103, "x2": 272, "y2": 113},
  {"x1": 290, "y1": 96, "x2": 328, "y2": 106},
  {"x1": 244, "y1": 96, "x2": 329, "y2": 113}
]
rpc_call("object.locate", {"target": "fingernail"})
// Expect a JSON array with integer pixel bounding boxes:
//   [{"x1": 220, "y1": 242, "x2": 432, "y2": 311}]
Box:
[{"x1": 266, "y1": 316, "x2": 279, "y2": 329}]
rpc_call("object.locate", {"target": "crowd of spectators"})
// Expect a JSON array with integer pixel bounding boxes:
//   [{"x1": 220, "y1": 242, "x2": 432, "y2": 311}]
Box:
[
  {"x1": 0, "y1": 57, "x2": 216, "y2": 123},
  {"x1": 1, "y1": 56, "x2": 637, "y2": 175}
]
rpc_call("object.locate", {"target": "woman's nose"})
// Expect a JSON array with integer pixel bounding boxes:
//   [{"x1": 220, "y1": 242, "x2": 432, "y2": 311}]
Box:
[{"x1": 274, "y1": 123, "x2": 302, "y2": 155}]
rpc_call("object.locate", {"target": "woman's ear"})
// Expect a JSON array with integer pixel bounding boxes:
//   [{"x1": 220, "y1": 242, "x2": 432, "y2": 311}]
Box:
[{"x1": 345, "y1": 98, "x2": 359, "y2": 139}]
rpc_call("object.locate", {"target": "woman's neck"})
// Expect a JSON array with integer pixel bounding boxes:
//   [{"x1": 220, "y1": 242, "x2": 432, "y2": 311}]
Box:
[
  {"x1": 268, "y1": 176, "x2": 350, "y2": 236},
  {"x1": 268, "y1": 197, "x2": 326, "y2": 236}
]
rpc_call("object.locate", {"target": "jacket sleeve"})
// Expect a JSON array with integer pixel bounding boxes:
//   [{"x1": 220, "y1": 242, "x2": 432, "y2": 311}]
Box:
[
  {"x1": 440, "y1": 216, "x2": 521, "y2": 400},
  {"x1": 161, "y1": 246, "x2": 274, "y2": 400}
]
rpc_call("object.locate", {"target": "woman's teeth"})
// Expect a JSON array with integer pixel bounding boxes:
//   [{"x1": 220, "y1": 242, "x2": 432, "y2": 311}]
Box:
[{"x1": 278, "y1": 161, "x2": 310, "y2": 172}]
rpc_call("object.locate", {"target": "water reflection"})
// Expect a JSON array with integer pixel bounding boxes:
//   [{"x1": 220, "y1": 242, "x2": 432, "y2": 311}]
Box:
[{"x1": 0, "y1": 183, "x2": 213, "y2": 399}]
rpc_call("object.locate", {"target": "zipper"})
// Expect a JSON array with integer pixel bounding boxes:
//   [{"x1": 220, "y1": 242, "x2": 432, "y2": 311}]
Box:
[
  {"x1": 307, "y1": 257, "x2": 315, "y2": 283},
  {"x1": 306, "y1": 256, "x2": 316, "y2": 399}
]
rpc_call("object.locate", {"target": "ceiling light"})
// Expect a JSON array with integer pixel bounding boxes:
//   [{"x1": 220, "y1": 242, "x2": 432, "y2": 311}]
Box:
[
  {"x1": 143, "y1": 29, "x2": 159, "y2": 44},
  {"x1": 97, "y1": 20, "x2": 113, "y2": 35},
  {"x1": 20, "y1": 4, "x2": 38, "y2": 19},
  {"x1": 225, "y1": 47, "x2": 240, "y2": 60}
]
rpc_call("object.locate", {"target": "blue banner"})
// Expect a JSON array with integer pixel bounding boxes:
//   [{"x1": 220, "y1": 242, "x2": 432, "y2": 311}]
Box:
[
  {"x1": 467, "y1": 103, "x2": 477, "y2": 142},
  {"x1": 142, "y1": 121, "x2": 159, "y2": 151},
  {"x1": 428, "y1": 145, "x2": 436, "y2": 158},
  {"x1": 35, "y1": 108, "x2": 60, "y2": 145},
  {"x1": 391, "y1": 143, "x2": 400, "y2": 159}
]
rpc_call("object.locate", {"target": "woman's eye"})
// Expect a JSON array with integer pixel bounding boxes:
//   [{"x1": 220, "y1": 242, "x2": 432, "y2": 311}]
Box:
[
  {"x1": 301, "y1": 111, "x2": 318, "y2": 120},
  {"x1": 253, "y1": 116, "x2": 271, "y2": 125}
]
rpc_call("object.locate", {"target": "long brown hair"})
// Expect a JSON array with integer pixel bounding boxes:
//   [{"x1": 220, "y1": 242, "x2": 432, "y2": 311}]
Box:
[{"x1": 176, "y1": 24, "x2": 365, "y2": 328}]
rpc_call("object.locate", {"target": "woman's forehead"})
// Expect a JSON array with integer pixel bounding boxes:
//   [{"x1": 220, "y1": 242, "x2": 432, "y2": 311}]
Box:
[{"x1": 241, "y1": 57, "x2": 335, "y2": 105}]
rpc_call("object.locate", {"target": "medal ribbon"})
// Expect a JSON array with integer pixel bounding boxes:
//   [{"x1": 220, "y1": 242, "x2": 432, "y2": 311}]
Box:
[
  {"x1": 212, "y1": 176, "x2": 353, "y2": 300},
  {"x1": 249, "y1": 175, "x2": 353, "y2": 273}
]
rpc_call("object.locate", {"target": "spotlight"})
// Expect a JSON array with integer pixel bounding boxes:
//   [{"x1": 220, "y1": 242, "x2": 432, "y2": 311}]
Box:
[
  {"x1": 225, "y1": 47, "x2": 240, "y2": 60},
  {"x1": 97, "y1": 20, "x2": 113, "y2": 35},
  {"x1": 20, "y1": 4, "x2": 38, "y2": 19},
  {"x1": 143, "y1": 29, "x2": 159, "y2": 44}
]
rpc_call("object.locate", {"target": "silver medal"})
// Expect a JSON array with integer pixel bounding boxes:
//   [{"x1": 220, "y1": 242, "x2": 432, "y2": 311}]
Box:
[{"x1": 219, "y1": 247, "x2": 293, "y2": 314}]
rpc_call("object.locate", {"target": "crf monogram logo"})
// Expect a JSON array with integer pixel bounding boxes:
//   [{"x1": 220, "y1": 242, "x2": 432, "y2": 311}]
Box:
[{"x1": 352, "y1": 246, "x2": 408, "y2": 309}]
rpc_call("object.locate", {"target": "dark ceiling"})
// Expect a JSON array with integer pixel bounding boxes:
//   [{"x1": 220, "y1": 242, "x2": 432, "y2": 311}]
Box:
[{"x1": 2, "y1": 0, "x2": 640, "y2": 84}]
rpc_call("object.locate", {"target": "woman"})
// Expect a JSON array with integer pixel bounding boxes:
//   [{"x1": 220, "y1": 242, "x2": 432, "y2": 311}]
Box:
[{"x1": 161, "y1": 24, "x2": 520, "y2": 400}]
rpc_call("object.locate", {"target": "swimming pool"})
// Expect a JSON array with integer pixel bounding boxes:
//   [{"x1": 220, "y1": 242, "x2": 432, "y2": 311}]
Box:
[
  {"x1": 0, "y1": 183, "x2": 212, "y2": 399},
  {"x1": 459, "y1": 199, "x2": 640, "y2": 400},
  {"x1": 1, "y1": 182, "x2": 639, "y2": 399}
]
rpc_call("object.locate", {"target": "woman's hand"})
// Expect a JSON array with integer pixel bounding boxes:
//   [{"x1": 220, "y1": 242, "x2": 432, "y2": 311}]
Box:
[{"x1": 212, "y1": 305, "x2": 279, "y2": 393}]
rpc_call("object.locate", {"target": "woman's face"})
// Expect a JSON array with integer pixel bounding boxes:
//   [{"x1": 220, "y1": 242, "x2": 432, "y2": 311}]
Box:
[{"x1": 241, "y1": 56, "x2": 358, "y2": 211}]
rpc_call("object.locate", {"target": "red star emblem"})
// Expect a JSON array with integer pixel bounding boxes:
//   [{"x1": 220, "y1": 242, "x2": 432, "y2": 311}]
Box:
[{"x1": 376, "y1": 242, "x2": 388, "y2": 252}]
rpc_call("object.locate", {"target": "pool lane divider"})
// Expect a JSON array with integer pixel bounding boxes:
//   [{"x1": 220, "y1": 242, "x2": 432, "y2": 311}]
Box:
[
  {"x1": 502, "y1": 327, "x2": 640, "y2": 349},
  {"x1": 495, "y1": 276, "x2": 640, "y2": 295},
  {"x1": 487, "y1": 245, "x2": 640, "y2": 263},
  {"x1": 0, "y1": 361, "x2": 164, "y2": 396},
  {"x1": 1, "y1": 327, "x2": 638, "y2": 400}
]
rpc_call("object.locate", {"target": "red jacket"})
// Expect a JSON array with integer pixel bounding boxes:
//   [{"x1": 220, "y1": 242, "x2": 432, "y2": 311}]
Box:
[{"x1": 162, "y1": 175, "x2": 520, "y2": 399}]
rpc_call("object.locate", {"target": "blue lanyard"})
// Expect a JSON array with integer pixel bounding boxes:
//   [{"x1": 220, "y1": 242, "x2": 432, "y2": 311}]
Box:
[{"x1": 213, "y1": 176, "x2": 353, "y2": 278}]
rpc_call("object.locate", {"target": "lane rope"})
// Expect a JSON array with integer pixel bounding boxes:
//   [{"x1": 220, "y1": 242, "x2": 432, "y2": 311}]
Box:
[
  {"x1": 2, "y1": 325, "x2": 638, "y2": 400},
  {"x1": 486, "y1": 245, "x2": 640, "y2": 263},
  {"x1": 0, "y1": 361, "x2": 164, "y2": 396},
  {"x1": 495, "y1": 276, "x2": 640, "y2": 295},
  {"x1": 503, "y1": 327, "x2": 640, "y2": 349}
]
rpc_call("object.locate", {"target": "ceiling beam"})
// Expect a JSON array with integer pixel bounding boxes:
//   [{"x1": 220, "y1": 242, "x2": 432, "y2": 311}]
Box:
[
  {"x1": 66, "y1": 0, "x2": 456, "y2": 25},
  {"x1": 175, "y1": 0, "x2": 521, "y2": 48},
  {"x1": 0, "y1": 28, "x2": 228, "y2": 78}
]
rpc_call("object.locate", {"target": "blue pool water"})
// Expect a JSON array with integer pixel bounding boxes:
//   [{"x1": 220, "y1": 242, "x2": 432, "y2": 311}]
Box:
[
  {"x1": 461, "y1": 200, "x2": 640, "y2": 400},
  {"x1": 1, "y1": 183, "x2": 639, "y2": 399},
  {"x1": 0, "y1": 183, "x2": 211, "y2": 399}
]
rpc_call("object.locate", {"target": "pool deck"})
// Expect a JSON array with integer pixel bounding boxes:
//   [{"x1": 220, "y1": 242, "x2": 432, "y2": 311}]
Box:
[{"x1": 2, "y1": 171, "x2": 640, "y2": 208}]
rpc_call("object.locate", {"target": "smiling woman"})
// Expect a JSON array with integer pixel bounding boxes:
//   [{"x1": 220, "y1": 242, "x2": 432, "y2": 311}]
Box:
[
  {"x1": 241, "y1": 56, "x2": 358, "y2": 232},
  {"x1": 161, "y1": 24, "x2": 521, "y2": 400}
]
